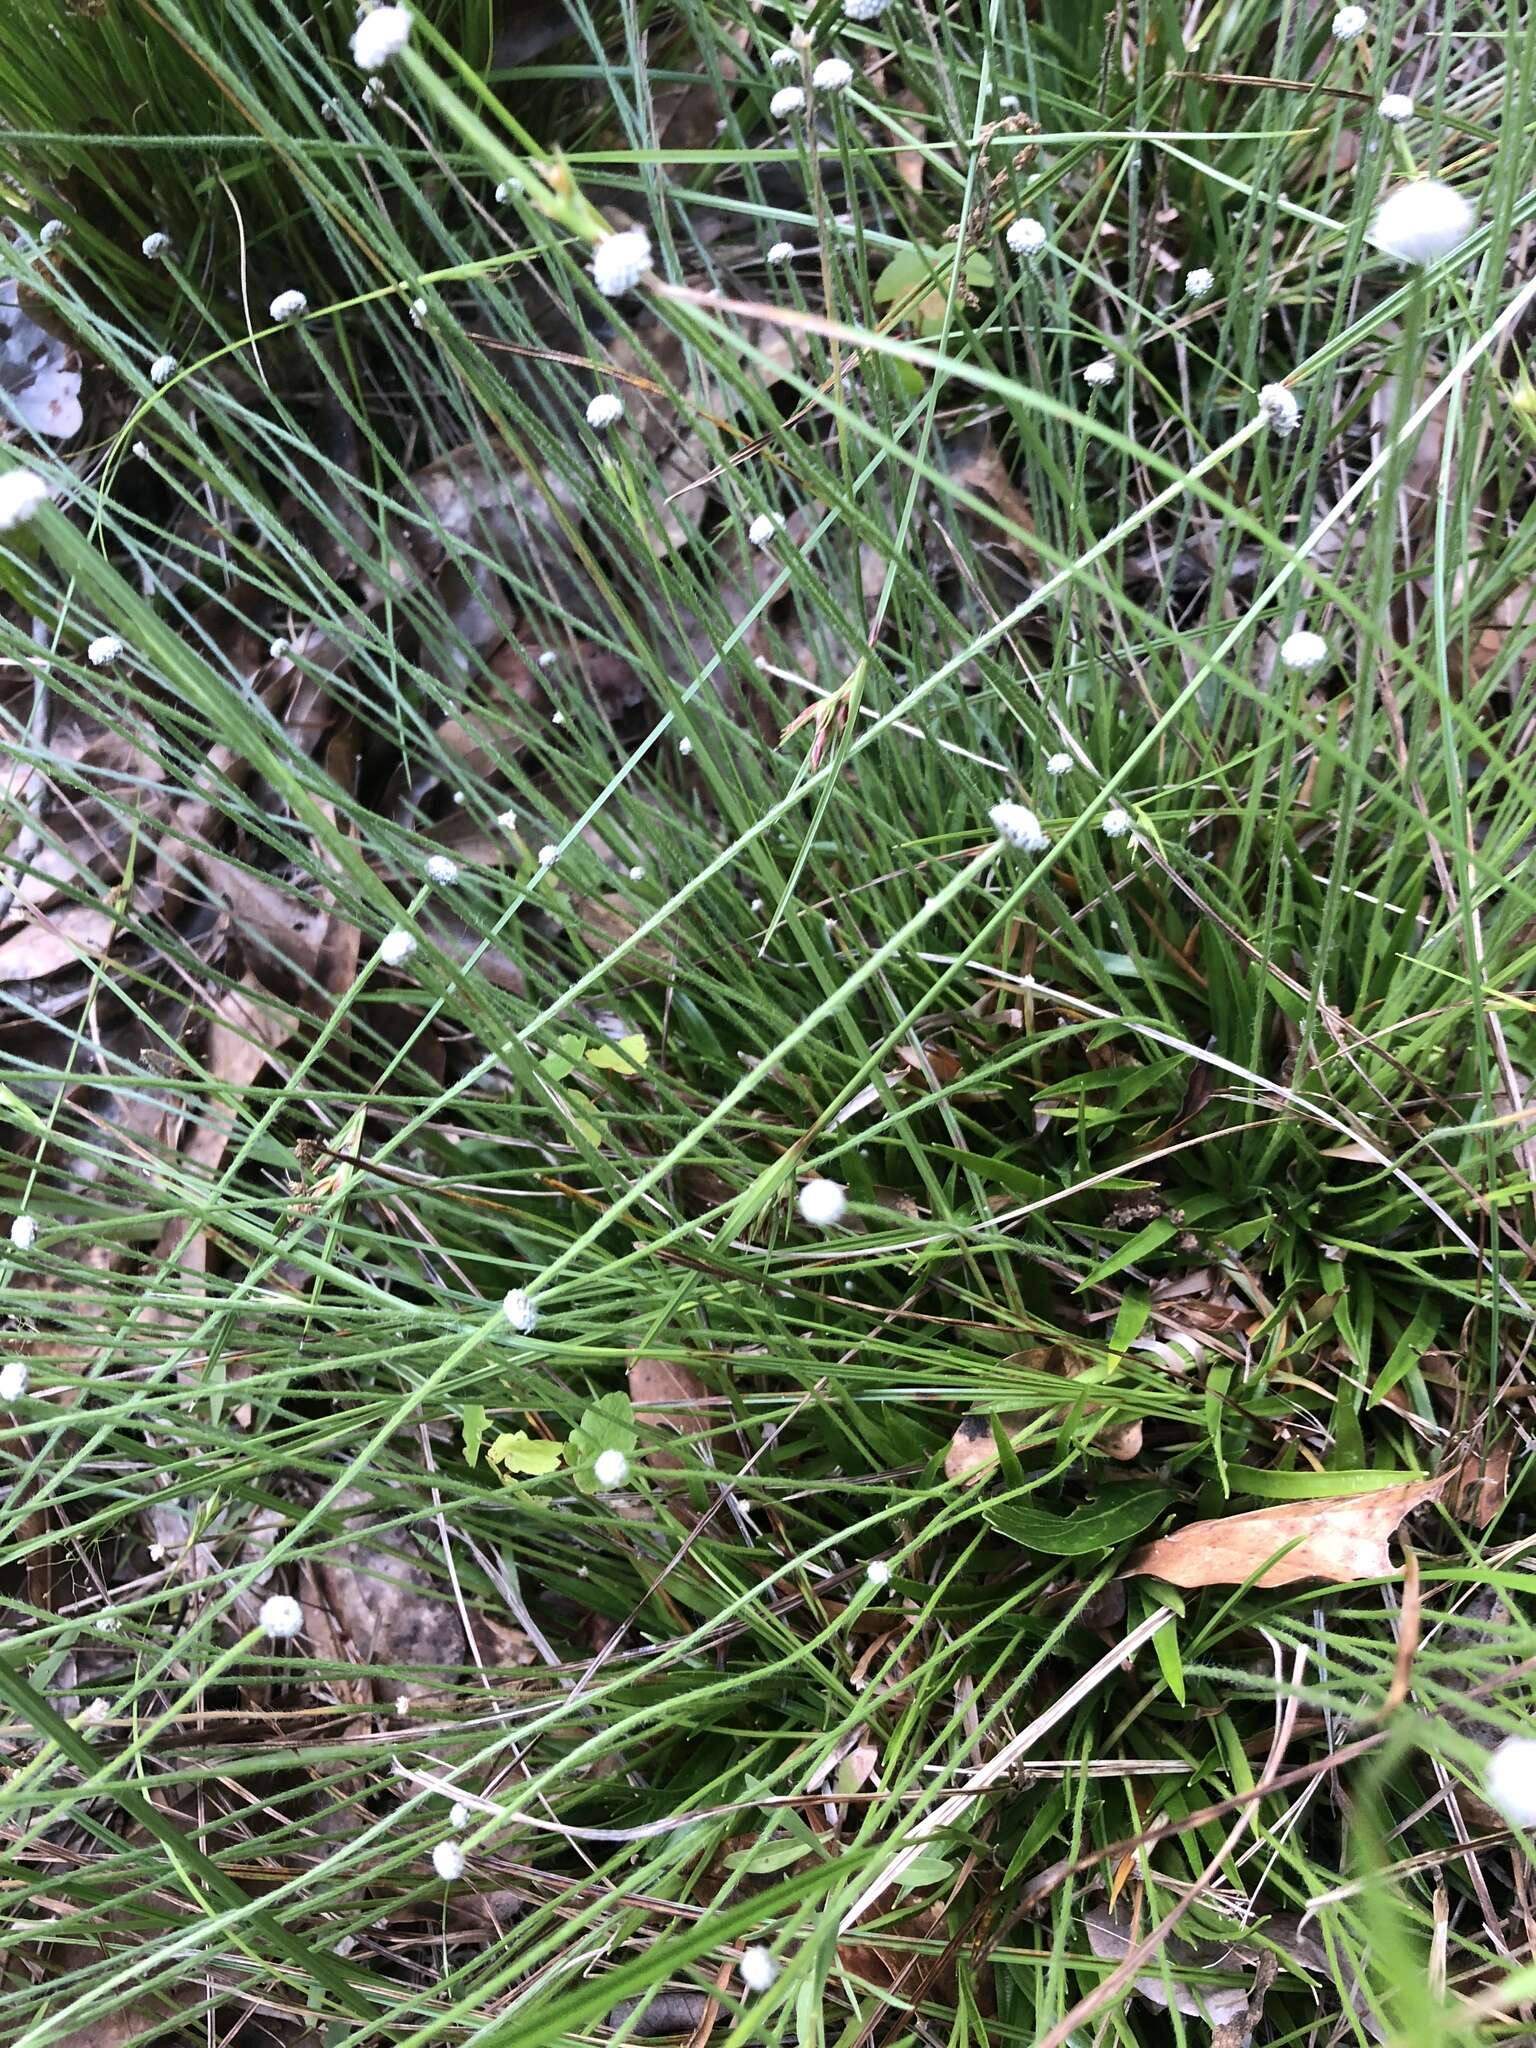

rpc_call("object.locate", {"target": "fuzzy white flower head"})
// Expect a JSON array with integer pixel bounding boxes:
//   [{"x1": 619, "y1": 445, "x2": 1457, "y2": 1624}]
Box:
[
  {"x1": 449, "y1": 1801, "x2": 469, "y2": 1830},
  {"x1": 0, "y1": 469, "x2": 50, "y2": 530},
  {"x1": 1101, "y1": 806, "x2": 1134, "y2": 839},
  {"x1": 770, "y1": 84, "x2": 806, "y2": 118},
  {"x1": 677, "y1": 735, "x2": 693, "y2": 756},
  {"x1": 142, "y1": 231, "x2": 171, "y2": 260},
  {"x1": 865, "y1": 1558, "x2": 892, "y2": 1587},
  {"x1": 432, "y1": 1839, "x2": 466, "y2": 1882},
  {"x1": 1258, "y1": 382, "x2": 1301, "y2": 434},
  {"x1": 1185, "y1": 266, "x2": 1215, "y2": 298},
  {"x1": 739, "y1": 1948, "x2": 778, "y2": 1993},
  {"x1": 269, "y1": 637, "x2": 290, "y2": 659},
  {"x1": 0, "y1": 1360, "x2": 29, "y2": 1402},
  {"x1": 270, "y1": 290, "x2": 308, "y2": 323},
  {"x1": 537, "y1": 843, "x2": 558, "y2": 866},
  {"x1": 1378, "y1": 92, "x2": 1415, "y2": 123},
  {"x1": 9, "y1": 1214, "x2": 37, "y2": 1252},
  {"x1": 1486, "y1": 1736, "x2": 1536, "y2": 1827},
  {"x1": 769, "y1": 46, "x2": 797, "y2": 69},
  {"x1": 149, "y1": 353, "x2": 176, "y2": 386},
  {"x1": 538, "y1": 648, "x2": 559, "y2": 669},
  {"x1": 379, "y1": 927, "x2": 417, "y2": 967},
  {"x1": 628, "y1": 863, "x2": 645, "y2": 880},
  {"x1": 352, "y1": 4, "x2": 412, "y2": 70},
  {"x1": 1006, "y1": 216, "x2": 1046, "y2": 256},
  {"x1": 259, "y1": 1594, "x2": 303, "y2": 1639},
  {"x1": 585, "y1": 392, "x2": 624, "y2": 430},
  {"x1": 1368, "y1": 180, "x2": 1476, "y2": 265},
  {"x1": 40, "y1": 219, "x2": 67, "y2": 248},
  {"x1": 1280, "y1": 629, "x2": 1328, "y2": 672},
  {"x1": 425, "y1": 853, "x2": 459, "y2": 885},
  {"x1": 494, "y1": 181, "x2": 511, "y2": 202},
  {"x1": 843, "y1": 0, "x2": 889, "y2": 18},
  {"x1": 503, "y1": 1287, "x2": 539, "y2": 1335},
  {"x1": 813, "y1": 57, "x2": 854, "y2": 92},
  {"x1": 497, "y1": 808, "x2": 518, "y2": 833},
  {"x1": 748, "y1": 512, "x2": 783, "y2": 547},
  {"x1": 409, "y1": 296, "x2": 428, "y2": 328},
  {"x1": 766, "y1": 240, "x2": 797, "y2": 264},
  {"x1": 1082, "y1": 357, "x2": 1117, "y2": 389},
  {"x1": 1044, "y1": 750, "x2": 1073, "y2": 776},
  {"x1": 591, "y1": 226, "x2": 652, "y2": 297},
  {"x1": 593, "y1": 1448, "x2": 630, "y2": 1490},
  {"x1": 87, "y1": 635, "x2": 125, "y2": 667},
  {"x1": 999, "y1": 92, "x2": 1020, "y2": 110},
  {"x1": 798, "y1": 1177, "x2": 847, "y2": 1228},
  {"x1": 1331, "y1": 5, "x2": 1368, "y2": 36},
  {"x1": 990, "y1": 800, "x2": 1049, "y2": 852}
]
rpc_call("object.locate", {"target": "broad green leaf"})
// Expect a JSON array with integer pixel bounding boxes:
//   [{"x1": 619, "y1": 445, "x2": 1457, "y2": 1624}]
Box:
[{"x1": 985, "y1": 1487, "x2": 1171, "y2": 1556}]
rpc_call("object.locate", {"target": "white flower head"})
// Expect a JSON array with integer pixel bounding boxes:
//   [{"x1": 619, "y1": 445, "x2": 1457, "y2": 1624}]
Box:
[
  {"x1": 39, "y1": 219, "x2": 67, "y2": 248},
  {"x1": 1044, "y1": 750, "x2": 1073, "y2": 776},
  {"x1": 259, "y1": 1594, "x2": 303, "y2": 1639},
  {"x1": 503, "y1": 1287, "x2": 539, "y2": 1335},
  {"x1": 449, "y1": 1801, "x2": 469, "y2": 1830},
  {"x1": 990, "y1": 800, "x2": 1049, "y2": 852},
  {"x1": 591, "y1": 226, "x2": 652, "y2": 297},
  {"x1": 865, "y1": 1558, "x2": 892, "y2": 1587},
  {"x1": 1258, "y1": 382, "x2": 1301, "y2": 434},
  {"x1": 593, "y1": 1448, "x2": 630, "y2": 1489},
  {"x1": 409, "y1": 296, "x2": 428, "y2": 327},
  {"x1": 1368, "y1": 180, "x2": 1476, "y2": 265},
  {"x1": 843, "y1": 0, "x2": 889, "y2": 18},
  {"x1": 798, "y1": 1177, "x2": 847, "y2": 1228},
  {"x1": 362, "y1": 75, "x2": 386, "y2": 107},
  {"x1": 142, "y1": 231, "x2": 171, "y2": 260},
  {"x1": 1378, "y1": 92, "x2": 1415, "y2": 123},
  {"x1": 432, "y1": 1839, "x2": 466, "y2": 1881},
  {"x1": 269, "y1": 637, "x2": 290, "y2": 659},
  {"x1": 748, "y1": 512, "x2": 783, "y2": 547},
  {"x1": 0, "y1": 1360, "x2": 29, "y2": 1402},
  {"x1": 1082, "y1": 357, "x2": 1117, "y2": 389},
  {"x1": 379, "y1": 927, "x2": 417, "y2": 967},
  {"x1": 0, "y1": 469, "x2": 50, "y2": 530},
  {"x1": 270, "y1": 290, "x2": 308, "y2": 323},
  {"x1": 537, "y1": 648, "x2": 558, "y2": 669},
  {"x1": 739, "y1": 1947, "x2": 779, "y2": 1993},
  {"x1": 769, "y1": 47, "x2": 797, "y2": 69},
  {"x1": 537, "y1": 843, "x2": 558, "y2": 866},
  {"x1": 628, "y1": 863, "x2": 645, "y2": 880},
  {"x1": 1280, "y1": 629, "x2": 1329, "y2": 672},
  {"x1": 770, "y1": 85, "x2": 806, "y2": 118},
  {"x1": 1101, "y1": 806, "x2": 1134, "y2": 839},
  {"x1": 1486, "y1": 1737, "x2": 1536, "y2": 1827},
  {"x1": 149, "y1": 353, "x2": 176, "y2": 386},
  {"x1": 766, "y1": 240, "x2": 796, "y2": 264},
  {"x1": 585, "y1": 391, "x2": 624, "y2": 429},
  {"x1": 352, "y1": 4, "x2": 412, "y2": 70},
  {"x1": 320, "y1": 98, "x2": 340, "y2": 123},
  {"x1": 813, "y1": 57, "x2": 854, "y2": 92},
  {"x1": 425, "y1": 853, "x2": 459, "y2": 885},
  {"x1": 9, "y1": 1214, "x2": 37, "y2": 1251},
  {"x1": 1006, "y1": 216, "x2": 1046, "y2": 256},
  {"x1": 87, "y1": 635, "x2": 125, "y2": 667},
  {"x1": 497, "y1": 808, "x2": 518, "y2": 833},
  {"x1": 1184, "y1": 266, "x2": 1215, "y2": 298},
  {"x1": 494, "y1": 181, "x2": 511, "y2": 203},
  {"x1": 1331, "y1": 5, "x2": 1368, "y2": 36},
  {"x1": 999, "y1": 92, "x2": 1020, "y2": 110},
  {"x1": 678, "y1": 735, "x2": 693, "y2": 756}
]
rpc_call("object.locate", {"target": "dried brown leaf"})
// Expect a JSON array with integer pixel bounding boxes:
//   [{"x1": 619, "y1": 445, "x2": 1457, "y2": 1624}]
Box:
[
  {"x1": 0, "y1": 903, "x2": 116, "y2": 981},
  {"x1": 1126, "y1": 1475, "x2": 1444, "y2": 1589}
]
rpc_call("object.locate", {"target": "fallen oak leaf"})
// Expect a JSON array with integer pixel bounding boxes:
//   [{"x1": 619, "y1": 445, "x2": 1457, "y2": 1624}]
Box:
[{"x1": 1125, "y1": 1474, "x2": 1445, "y2": 1590}]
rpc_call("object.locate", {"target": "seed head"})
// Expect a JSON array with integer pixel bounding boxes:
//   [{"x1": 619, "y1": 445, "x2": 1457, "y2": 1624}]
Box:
[
  {"x1": 0, "y1": 1361, "x2": 29, "y2": 1402},
  {"x1": 990, "y1": 800, "x2": 1049, "y2": 852},
  {"x1": 865, "y1": 1559, "x2": 892, "y2": 1587},
  {"x1": 142, "y1": 232, "x2": 171, "y2": 260},
  {"x1": 1082, "y1": 357, "x2": 1117, "y2": 389},
  {"x1": 1184, "y1": 266, "x2": 1214, "y2": 298},
  {"x1": 39, "y1": 220, "x2": 67, "y2": 248},
  {"x1": 432, "y1": 1839, "x2": 466, "y2": 1881},
  {"x1": 270, "y1": 290, "x2": 308, "y2": 323},
  {"x1": 9, "y1": 1215, "x2": 37, "y2": 1251},
  {"x1": 449, "y1": 1801, "x2": 469, "y2": 1829},
  {"x1": 1280, "y1": 629, "x2": 1328, "y2": 672},
  {"x1": 585, "y1": 392, "x2": 624, "y2": 429},
  {"x1": 409, "y1": 296, "x2": 429, "y2": 327},
  {"x1": 379, "y1": 927, "x2": 417, "y2": 967},
  {"x1": 748, "y1": 512, "x2": 783, "y2": 547},
  {"x1": 0, "y1": 469, "x2": 50, "y2": 530},
  {"x1": 740, "y1": 1947, "x2": 779, "y2": 1993},
  {"x1": 813, "y1": 58, "x2": 854, "y2": 91},
  {"x1": 425, "y1": 853, "x2": 459, "y2": 885},
  {"x1": 798, "y1": 1177, "x2": 847, "y2": 1228},
  {"x1": 1257, "y1": 383, "x2": 1301, "y2": 434},
  {"x1": 1044, "y1": 751, "x2": 1073, "y2": 776},
  {"x1": 593, "y1": 1448, "x2": 630, "y2": 1489},
  {"x1": 1101, "y1": 806, "x2": 1134, "y2": 839},
  {"x1": 259, "y1": 1594, "x2": 303, "y2": 1639},
  {"x1": 766, "y1": 240, "x2": 796, "y2": 265},
  {"x1": 352, "y1": 4, "x2": 412, "y2": 70},
  {"x1": 1006, "y1": 216, "x2": 1046, "y2": 256},
  {"x1": 770, "y1": 85, "x2": 806, "y2": 118},
  {"x1": 1487, "y1": 1737, "x2": 1536, "y2": 1827},
  {"x1": 149, "y1": 354, "x2": 176, "y2": 386},
  {"x1": 538, "y1": 844, "x2": 558, "y2": 866},
  {"x1": 1378, "y1": 92, "x2": 1415, "y2": 122},
  {"x1": 503, "y1": 1288, "x2": 539, "y2": 1335},
  {"x1": 87, "y1": 635, "x2": 124, "y2": 666},
  {"x1": 495, "y1": 181, "x2": 511, "y2": 202},
  {"x1": 843, "y1": 0, "x2": 889, "y2": 17},
  {"x1": 1368, "y1": 180, "x2": 1476, "y2": 265},
  {"x1": 1331, "y1": 5, "x2": 1368, "y2": 36},
  {"x1": 591, "y1": 227, "x2": 652, "y2": 297},
  {"x1": 769, "y1": 47, "x2": 797, "y2": 69}
]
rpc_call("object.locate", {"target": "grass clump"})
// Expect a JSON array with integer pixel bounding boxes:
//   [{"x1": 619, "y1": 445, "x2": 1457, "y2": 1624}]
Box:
[{"x1": 2, "y1": 3, "x2": 1535, "y2": 2044}]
